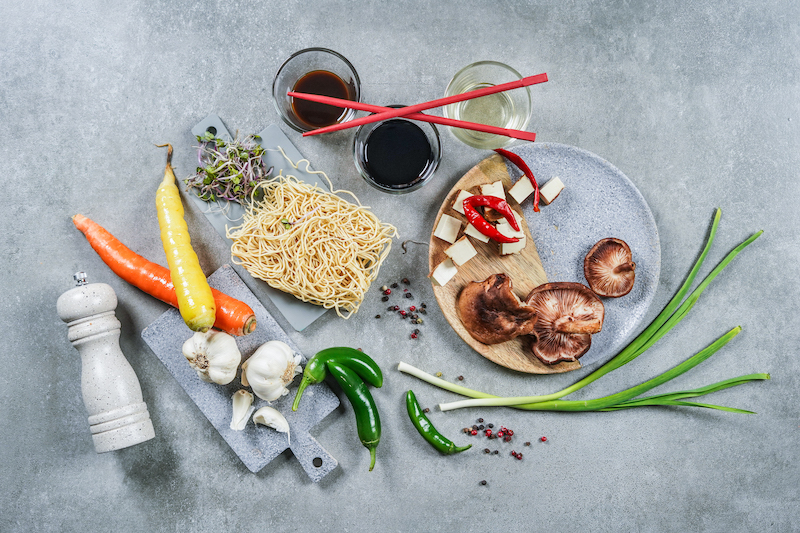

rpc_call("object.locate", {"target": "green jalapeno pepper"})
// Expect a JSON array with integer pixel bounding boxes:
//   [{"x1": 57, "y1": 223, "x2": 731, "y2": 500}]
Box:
[
  {"x1": 328, "y1": 361, "x2": 381, "y2": 471},
  {"x1": 405, "y1": 390, "x2": 471, "y2": 455},
  {"x1": 292, "y1": 347, "x2": 383, "y2": 411}
]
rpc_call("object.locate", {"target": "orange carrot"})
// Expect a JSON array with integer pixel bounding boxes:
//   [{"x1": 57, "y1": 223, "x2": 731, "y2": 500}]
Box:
[{"x1": 73, "y1": 214, "x2": 257, "y2": 336}]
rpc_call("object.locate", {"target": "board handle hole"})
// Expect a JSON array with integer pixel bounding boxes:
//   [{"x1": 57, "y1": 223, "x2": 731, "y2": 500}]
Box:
[
  {"x1": 312, "y1": 457, "x2": 323, "y2": 468},
  {"x1": 206, "y1": 126, "x2": 217, "y2": 136}
]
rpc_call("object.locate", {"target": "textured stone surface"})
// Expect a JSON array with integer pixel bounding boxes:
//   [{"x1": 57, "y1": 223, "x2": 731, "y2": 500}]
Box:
[{"x1": 2, "y1": 0, "x2": 798, "y2": 531}]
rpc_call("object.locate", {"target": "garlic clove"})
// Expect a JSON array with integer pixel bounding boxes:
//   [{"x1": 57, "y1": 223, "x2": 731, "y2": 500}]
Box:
[
  {"x1": 230, "y1": 390, "x2": 254, "y2": 431},
  {"x1": 252, "y1": 406, "x2": 291, "y2": 445}
]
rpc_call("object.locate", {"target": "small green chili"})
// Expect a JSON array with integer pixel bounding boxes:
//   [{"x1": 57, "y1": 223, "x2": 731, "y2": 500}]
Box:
[
  {"x1": 328, "y1": 361, "x2": 381, "y2": 471},
  {"x1": 405, "y1": 390, "x2": 471, "y2": 455},
  {"x1": 292, "y1": 347, "x2": 383, "y2": 411}
]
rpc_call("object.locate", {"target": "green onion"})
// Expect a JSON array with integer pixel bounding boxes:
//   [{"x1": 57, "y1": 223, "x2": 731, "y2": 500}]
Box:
[{"x1": 398, "y1": 209, "x2": 767, "y2": 414}]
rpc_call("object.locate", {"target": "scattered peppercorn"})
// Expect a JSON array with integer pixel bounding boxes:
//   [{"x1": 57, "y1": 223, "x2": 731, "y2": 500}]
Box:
[
  {"x1": 380, "y1": 285, "x2": 388, "y2": 291},
  {"x1": 463, "y1": 428, "x2": 471, "y2": 434},
  {"x1": 492, "y1": 450, "x2": 499, "y2": 455},
  {"x1": 400, "y1": 310, "x2": 407, "y2": 317},
  {"x1": 409, "y1": 306, "x2": 416, "y2": 312},
  {"x1": 405, "y1": 293, "x2": 413, "y2": 299},
  {"x1": 391, "y1": 283, "x2": 399, "y2": 288},
  {"x1": 375, "y1": 314, "x2": 381, "y2": 319},
  {"x1": 410, "y1": 333, "x2": 418, "y2": 339},
  {"x1": 478, "y1": 425, "x2": 484, "y2": 430},
  {"x1": 504, "y1": 436, "x2": 512, "y2": 442},
  {"x1": 487, "y1": 423, "x2": 494, "y2": 429},
  {"x1": 422, "y1": 407, "x2": 430, "y2": 413},
  {"x1": 524, "y1": 442, "x2": 531, "y2": 446},
  {"x1": 472, "y1": 425, "x2": 478, "y2": 430},
  {"x1": 457, "y1": 376, "x2": 464, "y2": 381},
  {"x1": 383, "y1": 288, "x2": 392, "y2": 295},
  {"x1": 480, "y1": 480, "x2": 487, "y2": 486},
  {"x1": 381, "y1": 296, "x2": 389, "y2": 302},
  {"x1": 477, "y1": 418, "x2": 484, "y2": 423},
  {"x1": 470, "y1": 429, "x2": 478, "y2": 436},
  {"x1": 516, "y1": 453, "x2": 523, "y2": 460},
  {"x1": 393, "y1": 305, "x2": 400, "y2": 311},
  {"x1": 541, "y1": 436, "x2": 547, "y2": 442},
  {"x1": 484, "y1": 448, "x2": 490, "y2": 454},
  {"x1": 436, "y1": 372, "x2": 443, "y2": 377},
  {"x1": 402, "y1": 278, "x2": 410, "y2": 285}
]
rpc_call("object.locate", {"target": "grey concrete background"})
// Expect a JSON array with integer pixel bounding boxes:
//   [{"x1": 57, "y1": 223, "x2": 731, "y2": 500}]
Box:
[{"x1": 2, "y1": 0, "x2": 797, "y2": 531}]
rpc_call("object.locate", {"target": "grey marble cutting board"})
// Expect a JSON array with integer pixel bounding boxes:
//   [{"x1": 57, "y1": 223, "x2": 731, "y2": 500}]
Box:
[{"x1": 141, "y1": 264, "x2": 340, "y2": 482}]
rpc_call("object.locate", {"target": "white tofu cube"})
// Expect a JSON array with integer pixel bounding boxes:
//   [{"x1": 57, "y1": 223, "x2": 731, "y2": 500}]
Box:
[
  {"x1": 433, "y1": 214, "x2": 462, "y2": 244},
  {"x1": 539, "y1": 177, "x2": 565, "y2": 205},
  {"x1": 496, "y1": 220, "x2": 525, "y2": 240},
  {"x1": 444, "y1": 236, "x2": 478, "y2": 266},
  {"x1": 508, "y1": 177, "x2": 535, "y2": 204},
  {"x1": 429, "y1": 258, "x2": 459, "y2": 286},
  {"x1": 480, "y1": 181, "x2": 505, "y2": 200},
  {"x1": 464, "y1": 223, "x2": 491, "y2": 243},
  {"x1": 501, "y1": 236, "x2": 527, "y2": 255},
  {"x1": 451, "y1": 190, "x2": 473, "y2": 215}
]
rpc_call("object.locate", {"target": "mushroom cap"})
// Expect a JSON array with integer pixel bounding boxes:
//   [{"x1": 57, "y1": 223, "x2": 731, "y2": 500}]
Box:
[
  {"x1": 584, "y1": 238, "x2": 636, "y2": 297},
  {"x1": 457, "y1": 273, "x2": 537, "y2": 345},
  {"x1": 524, "y1": 282, "x2": 605, "y2": 365}
]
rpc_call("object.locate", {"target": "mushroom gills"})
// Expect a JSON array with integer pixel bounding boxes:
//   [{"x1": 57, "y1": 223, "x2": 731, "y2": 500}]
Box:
[
  {"x1": 524, "y1": 282, "x2": 605, "y2": 365},
  {"x1": 457, "y1": 273, "x2": 537, "y2": 345},
  {"x1": 584, "y1": 238, "x2": 636, "y2": 297}
]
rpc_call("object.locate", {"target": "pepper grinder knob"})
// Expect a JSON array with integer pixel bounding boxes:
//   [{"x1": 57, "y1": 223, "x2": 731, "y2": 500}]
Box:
[{"x1": 57, "y1": 273, "x2": 155, "y2": 453}]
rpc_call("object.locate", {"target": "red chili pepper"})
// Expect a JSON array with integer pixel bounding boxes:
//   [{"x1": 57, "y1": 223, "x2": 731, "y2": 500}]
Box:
[
  {"x1": 462, "y1": 195, "x2": 520, "y2": 244},
  {"x1": 495, "y1": 148, "x2": 540, "y2": 212}
]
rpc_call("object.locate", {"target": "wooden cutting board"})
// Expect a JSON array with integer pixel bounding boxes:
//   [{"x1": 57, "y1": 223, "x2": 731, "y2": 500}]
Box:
[{"x1": 428, "y1": 153, "x2": 582, "y2": 374}]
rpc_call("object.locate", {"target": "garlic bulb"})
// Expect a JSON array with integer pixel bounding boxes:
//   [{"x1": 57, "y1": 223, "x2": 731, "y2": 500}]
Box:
[
  {"x1": 230, "y1": 390, "x2": 254, "y2": 431},
  {"x1": 182, "y1": 330, "x2": 242, "y2": 385},
  {"x1": 253, "y1": 406, "x2": 290, "y2": 444},
  {"x1": 241, "y1": 340, "x2": 302, "y2": 401}
]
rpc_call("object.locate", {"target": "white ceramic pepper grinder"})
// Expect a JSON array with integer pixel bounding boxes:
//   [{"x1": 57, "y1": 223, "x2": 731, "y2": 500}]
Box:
[{"x1": 57, "y1": 272, "x2": 155, "y2": 453}]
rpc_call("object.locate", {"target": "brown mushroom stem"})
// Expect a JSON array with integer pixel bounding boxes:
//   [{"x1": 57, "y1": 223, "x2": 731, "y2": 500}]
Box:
[{"x1": 614, "y1": 262, "x2": 636, "y2": 274}]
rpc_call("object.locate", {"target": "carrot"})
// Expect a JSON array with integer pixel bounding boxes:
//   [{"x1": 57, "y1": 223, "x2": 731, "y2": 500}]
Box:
[
  {"x1": 73, "y1": 213, "x2": 257, "y2": 336},
  {"x1": 155, "y1": 143, "x2": 216, "y2": 332}
]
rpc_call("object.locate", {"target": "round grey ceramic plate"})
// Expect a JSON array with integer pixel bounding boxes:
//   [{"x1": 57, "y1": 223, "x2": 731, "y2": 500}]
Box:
[{"x1": 507, "y1": 142, "x2": 661, "y2": 367}]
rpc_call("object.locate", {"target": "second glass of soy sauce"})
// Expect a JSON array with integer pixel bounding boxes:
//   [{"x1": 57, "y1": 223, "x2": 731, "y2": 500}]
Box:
[{"x1": 353, "y1": 106, "x2": 442, "y2": 194}]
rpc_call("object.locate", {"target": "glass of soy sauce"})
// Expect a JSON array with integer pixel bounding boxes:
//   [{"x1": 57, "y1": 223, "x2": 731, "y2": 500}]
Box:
[
  {"x1": 272, "y1": 48, "x2": 361, "y2": 132},
  {"x1": 353, "y1": 106, "x2": 442, "y2": 194}
]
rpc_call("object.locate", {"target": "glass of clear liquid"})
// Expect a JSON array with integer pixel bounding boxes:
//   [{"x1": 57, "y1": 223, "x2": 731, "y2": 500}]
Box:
[{"x1": 443, "y1": 61, "x2": 532, "y2": 150}]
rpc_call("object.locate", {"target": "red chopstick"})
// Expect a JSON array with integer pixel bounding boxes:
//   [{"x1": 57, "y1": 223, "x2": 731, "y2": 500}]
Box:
[
  {"x1": 287, "y1": 92, "x2": 538, "y2": 142},
  {"x1": 297, "y1": 72, "x2": 548, "y2": 137}
]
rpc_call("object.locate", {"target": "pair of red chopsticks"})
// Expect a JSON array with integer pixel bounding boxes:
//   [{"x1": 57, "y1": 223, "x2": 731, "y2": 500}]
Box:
[{"x1": 288, "y1": 72, "x2": 548, "y2": 142}]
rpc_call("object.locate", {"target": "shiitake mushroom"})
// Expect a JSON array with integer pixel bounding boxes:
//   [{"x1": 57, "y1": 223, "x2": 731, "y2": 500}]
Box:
[
  {"x1": 457, "y1": 273, "x2": 537, "y2": 345},
  {"x1": 584, "y1": 238, "x2": 636, "y2": 298},
  {"x1": 524, "y1": 282, "x2": 605, "y2": 365}
]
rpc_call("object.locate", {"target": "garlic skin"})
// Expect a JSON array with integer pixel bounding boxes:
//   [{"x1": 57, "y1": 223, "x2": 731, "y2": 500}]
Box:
[
  {"x1": 230, "y1": 390, "x2": 255, "y2": 431},
  {"x1": 241, "y1": 340, "x2": 302, "y2": 402},
  {"x1": 182, "y1": 330, "x2": 242, "y2": 385},
  {"x1": 253, "y1": 406, "x2": 290, "y2": 444}
]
